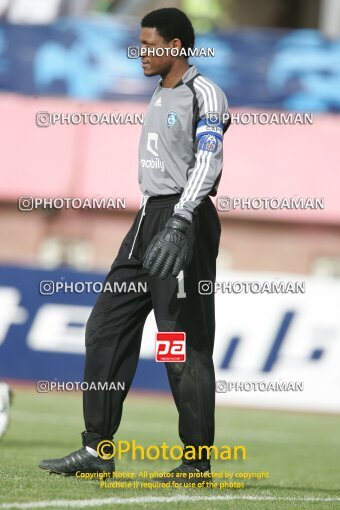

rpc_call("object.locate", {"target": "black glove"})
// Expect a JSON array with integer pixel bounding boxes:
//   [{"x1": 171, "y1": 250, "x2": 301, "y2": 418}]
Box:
[{"x1": 143, "y1": 215, "x2": 191, "y2": 279}]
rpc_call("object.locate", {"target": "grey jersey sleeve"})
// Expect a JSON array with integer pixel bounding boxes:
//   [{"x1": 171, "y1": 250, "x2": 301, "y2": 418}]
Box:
[{"x1": 173, "y1": 77, "x2": 229, "y2": 222}]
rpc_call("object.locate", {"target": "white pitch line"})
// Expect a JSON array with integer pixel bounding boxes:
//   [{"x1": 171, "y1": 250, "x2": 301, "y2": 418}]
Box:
[{"x1": 1, "y1": 494, "x2": 340, "y2": 509}]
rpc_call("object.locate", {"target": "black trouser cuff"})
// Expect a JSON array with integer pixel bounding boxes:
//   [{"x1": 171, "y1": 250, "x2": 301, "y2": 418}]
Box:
[
  {"x1": 182, "y1": 445, "x2": 212, "y2": 470},
  {"x1": 81, "y1": 431, "x2": 112, "y2": 450}
]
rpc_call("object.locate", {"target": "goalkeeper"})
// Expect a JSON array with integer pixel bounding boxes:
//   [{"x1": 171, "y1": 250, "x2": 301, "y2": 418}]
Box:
[{"x1": 40, "y1": 7, "x2": 230, "y2": 479}]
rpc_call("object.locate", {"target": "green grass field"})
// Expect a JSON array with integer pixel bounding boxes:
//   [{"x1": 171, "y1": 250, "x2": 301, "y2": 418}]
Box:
[{"x1": 1, "y1": 388, "x2": 340, "y2": 510}]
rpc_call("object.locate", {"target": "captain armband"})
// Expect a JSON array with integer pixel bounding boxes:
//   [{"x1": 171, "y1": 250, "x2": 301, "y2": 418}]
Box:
[{"x1": 195, "y1": 117, "x2": 223, "y2": 153}]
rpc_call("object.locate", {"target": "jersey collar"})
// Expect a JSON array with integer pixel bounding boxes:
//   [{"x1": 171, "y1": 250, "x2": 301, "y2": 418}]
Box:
[{"x1": 158, "y1": 65, "x2": 199, "y2": 90}]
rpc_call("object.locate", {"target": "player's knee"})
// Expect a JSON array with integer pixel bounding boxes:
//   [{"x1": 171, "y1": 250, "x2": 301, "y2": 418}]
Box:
[
  {"x1": 85, "y1": 311, "x2": 102, "y2": 347},
  {"x1": 167, "y1": 362, "x2": 186, "y2": 377}
]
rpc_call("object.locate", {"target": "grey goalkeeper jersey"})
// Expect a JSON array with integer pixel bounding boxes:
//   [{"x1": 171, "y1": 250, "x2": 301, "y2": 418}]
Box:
[{"x1": 138, "y1": 65, "x2": 230, "y2": 222}]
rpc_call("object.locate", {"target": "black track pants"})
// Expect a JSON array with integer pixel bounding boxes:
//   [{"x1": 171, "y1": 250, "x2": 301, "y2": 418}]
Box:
[{"x1": 82, "y1": 193, "x2": 221, "y2": 451}]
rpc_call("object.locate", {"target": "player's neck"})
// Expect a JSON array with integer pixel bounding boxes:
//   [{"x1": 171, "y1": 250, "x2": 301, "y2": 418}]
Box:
[{"x1": 161, "y1": 61, "x2": 190, "y2": 88}]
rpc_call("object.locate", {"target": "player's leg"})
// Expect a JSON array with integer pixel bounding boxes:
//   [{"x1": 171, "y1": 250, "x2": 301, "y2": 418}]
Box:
[
  {"x1": 39, "y1": 209, "x2": 152, "y2": 475},
  {"x1": 82, "y1": 256, "x2": 152, "y2": 450},
  {"x1": 151, "y1": 197, "x2": 221, "y2": 476}
]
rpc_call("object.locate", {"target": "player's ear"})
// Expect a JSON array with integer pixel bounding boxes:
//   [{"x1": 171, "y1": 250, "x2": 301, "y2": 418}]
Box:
[{"x1": 171, "y1": 38, "x2": 182, "y2": 49}]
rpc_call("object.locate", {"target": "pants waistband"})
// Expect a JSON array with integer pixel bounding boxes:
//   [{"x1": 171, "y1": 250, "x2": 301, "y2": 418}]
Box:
[{"x1": 145, "y1": 193, "x2": 182, "y2": 209}]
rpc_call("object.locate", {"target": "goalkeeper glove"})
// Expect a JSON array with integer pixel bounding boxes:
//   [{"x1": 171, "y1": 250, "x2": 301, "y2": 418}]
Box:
[{"x1": 143, "y1": 215, "x2": 190, "y2": 279}]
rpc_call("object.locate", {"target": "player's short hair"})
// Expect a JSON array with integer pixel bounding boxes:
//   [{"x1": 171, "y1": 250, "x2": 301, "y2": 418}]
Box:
[{"x1": 141, "y1": 8, "x2": 195, "y2": 52}]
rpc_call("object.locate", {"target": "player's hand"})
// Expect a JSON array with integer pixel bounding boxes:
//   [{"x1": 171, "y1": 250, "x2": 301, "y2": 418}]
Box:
[{"x1": 143, "y1": 215, "x2": 190, "y2": 279}]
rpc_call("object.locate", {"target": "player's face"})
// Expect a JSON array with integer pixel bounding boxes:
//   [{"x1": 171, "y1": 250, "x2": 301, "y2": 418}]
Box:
[{"x1": 139, "y1": 27, "x2": 176, "y2": 77}]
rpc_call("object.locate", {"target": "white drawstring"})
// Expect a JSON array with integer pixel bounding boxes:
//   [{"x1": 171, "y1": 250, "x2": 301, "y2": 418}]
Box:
[{"x1": 128, "y1": 194, "x2": 149, "y2": 260}]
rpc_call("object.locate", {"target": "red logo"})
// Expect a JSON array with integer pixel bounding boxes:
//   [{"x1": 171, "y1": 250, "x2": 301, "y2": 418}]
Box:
[{"x1": 155, "y1": 332, "x2": 186, "y2": 362}]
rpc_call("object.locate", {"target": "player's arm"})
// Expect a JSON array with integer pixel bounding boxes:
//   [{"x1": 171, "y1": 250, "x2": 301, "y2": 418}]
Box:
[{"x1": 173, "y1": 82, "x2": 229, "y2": 222}]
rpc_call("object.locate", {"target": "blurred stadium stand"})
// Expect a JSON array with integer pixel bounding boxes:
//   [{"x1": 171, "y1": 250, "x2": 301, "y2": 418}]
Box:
[
  {"x1": 0, "y1": 0, "x2": 338, "y2": 32},
  {"x1": 0, "y1": 95, "x2": 339, "y2": 274},
  {"x1": 0, "y1": 7, "x2": 339, "y2": 274}
]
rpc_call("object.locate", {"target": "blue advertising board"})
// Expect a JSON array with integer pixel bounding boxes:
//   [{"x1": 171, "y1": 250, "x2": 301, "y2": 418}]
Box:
[
  {"x1": 1, "y1": 264, "x2": 340, "y2": 412},
  {"x1": 0, "y1": 264, "x2": 168, "y2": 390}
]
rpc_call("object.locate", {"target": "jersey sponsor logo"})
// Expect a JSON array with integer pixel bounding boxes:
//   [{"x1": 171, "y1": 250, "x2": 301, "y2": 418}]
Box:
[
  {"x1": 167, "y1": 110, "x2": 177, "y2": 128},
  {"x1": 141, "y1": 132, "x2": 165, "y2": 171},
  {"x1": 155, "y1": 332, "x2": 186, "y2": 362},
  {"x1": 146, "y1": 132, "x2": 159, "y2": 156},
  {"x1": 141, "y1": 158, "x2": 164, "y2": 170},
  {"x1": 198, "y1": 134, "x2": 219, "y2": 153}
]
